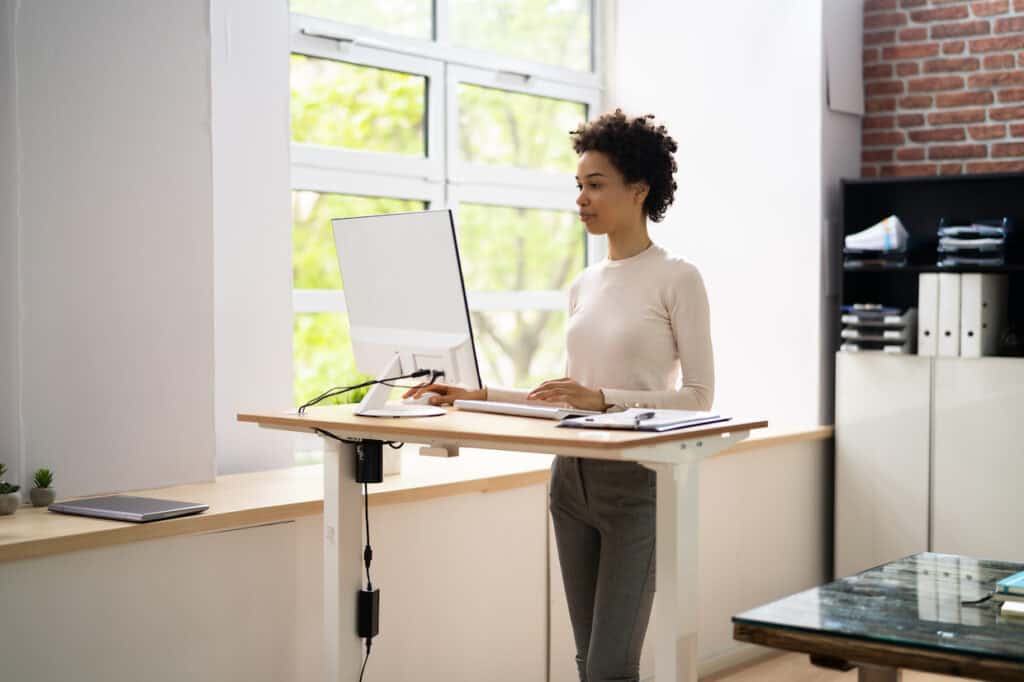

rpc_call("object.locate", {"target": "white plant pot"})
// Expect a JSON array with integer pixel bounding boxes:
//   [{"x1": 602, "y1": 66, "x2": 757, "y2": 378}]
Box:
[
  {"x1": 30, "y1": 487, "x2": 56, "y2": 507},
  {"x1": 0, "y1": 492, "x2": 21, "y2": 515}
]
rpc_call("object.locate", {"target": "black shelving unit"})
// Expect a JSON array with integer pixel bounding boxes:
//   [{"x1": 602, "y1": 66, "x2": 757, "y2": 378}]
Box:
[{"x1": 837, "y1": 172, "x2": 1024, "y2": 354}]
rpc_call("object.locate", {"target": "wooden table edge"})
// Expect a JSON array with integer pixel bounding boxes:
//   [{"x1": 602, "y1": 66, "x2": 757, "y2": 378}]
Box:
[
  {"x1": 733, "y1": 620, "x2": 1024, "y2": 682},
  {"x1": 237, "y1": 411, "x2": 769, "y2": 451}
]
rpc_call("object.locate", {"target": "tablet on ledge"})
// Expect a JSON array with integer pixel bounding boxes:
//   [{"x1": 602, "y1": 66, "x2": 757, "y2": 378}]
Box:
[{"x1": 48, "y1": 495, "x2": 209, "y2": 523}]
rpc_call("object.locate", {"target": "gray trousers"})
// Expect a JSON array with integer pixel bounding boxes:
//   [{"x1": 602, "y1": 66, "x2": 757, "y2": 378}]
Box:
[{"x1": 549, "y1": 456, "x2": 657, "y2": 682}]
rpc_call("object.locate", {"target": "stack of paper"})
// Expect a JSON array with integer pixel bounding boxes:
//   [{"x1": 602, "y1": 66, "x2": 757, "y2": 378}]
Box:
[
  {"x1": 839, "y1": 304, "x2": 917, "y2": 354},
  {"x1": 558, "y1": 408, "x2": 728, "y2": 432},
  {"x1": 936, "y1": 217, "x2": 1012, "y2": 268},
  {"x1": 844, "y1": 215, "x2": 909, "y2": 269}
]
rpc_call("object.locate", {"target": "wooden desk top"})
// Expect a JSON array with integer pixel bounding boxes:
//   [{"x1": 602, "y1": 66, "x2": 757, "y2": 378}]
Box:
[
  {"x1": 0, "y1": 451, "x2": 552, "y2": 564},
  {"x1": 238, "y1": 405, "x2": 768, "y2": 458}
]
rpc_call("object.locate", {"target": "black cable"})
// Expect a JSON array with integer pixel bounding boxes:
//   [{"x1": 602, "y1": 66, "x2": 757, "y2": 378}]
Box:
[
  {"x1": 312, "y1": 427, "x2": 361, "y2": 445},
  {"x1": 364, "y1": 480, "x2": 372, "y2": 588},
  {"x1": 359, "y1": 642, "x2": 370, "y2": 682},
  {"x1": 297, "y1": 369, "x2": 435, "y2": 414},
  {"x1": 962, "y1": 593, "x2": 993, "y2": 606}
]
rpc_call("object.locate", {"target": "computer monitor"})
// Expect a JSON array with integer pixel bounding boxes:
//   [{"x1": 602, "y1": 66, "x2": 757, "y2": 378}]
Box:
[{"x1": 331, "y1": 209, "x2": 482, "y2": 417}]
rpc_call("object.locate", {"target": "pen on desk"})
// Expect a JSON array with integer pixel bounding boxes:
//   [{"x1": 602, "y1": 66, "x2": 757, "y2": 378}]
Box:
[{"x1": 633, "y1": 411, "x2": 656, "y2": 426}]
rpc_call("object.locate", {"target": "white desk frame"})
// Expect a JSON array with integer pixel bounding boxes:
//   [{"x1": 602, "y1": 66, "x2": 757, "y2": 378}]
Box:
[{"x1": 315, "y1": 426, "x2": 750, "y2": 682}]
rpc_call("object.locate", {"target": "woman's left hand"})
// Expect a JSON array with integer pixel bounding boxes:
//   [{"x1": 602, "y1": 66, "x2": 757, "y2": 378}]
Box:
[{"x1": 527, "y1": 377, "x2": 608, "y2": 412}]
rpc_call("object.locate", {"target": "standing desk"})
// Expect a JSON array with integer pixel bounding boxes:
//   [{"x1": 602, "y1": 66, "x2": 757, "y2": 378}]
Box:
[{"x1": 238, "y1": 405, "x2": 767, "y2": 682}]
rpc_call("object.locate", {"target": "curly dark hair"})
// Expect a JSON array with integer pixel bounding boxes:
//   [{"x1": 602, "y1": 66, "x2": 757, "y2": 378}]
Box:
[{"x1": 570, "y1": 109, "x2": 678, "y2": 223}]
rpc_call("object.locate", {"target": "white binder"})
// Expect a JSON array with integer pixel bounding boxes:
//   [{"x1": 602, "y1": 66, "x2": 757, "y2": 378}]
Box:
[
  {"x1": 960, "y1": 273, "x2": 1007, "y2": 357},
  {"x1": 937, "y1": 273, "x2": 961, "y2": 357},
  {"x1": 918, "y1": 273, "x2": 939, "y2": 356}
]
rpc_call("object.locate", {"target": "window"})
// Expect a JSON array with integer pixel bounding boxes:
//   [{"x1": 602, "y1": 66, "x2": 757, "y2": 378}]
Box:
[{"x1": 289, "y1": 1, "x2": 602, "y2": 433}]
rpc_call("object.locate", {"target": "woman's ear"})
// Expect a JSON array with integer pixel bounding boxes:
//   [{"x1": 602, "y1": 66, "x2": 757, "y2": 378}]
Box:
[{"x1": 633, "y1": 181, "x2": 650, "y2": 206}]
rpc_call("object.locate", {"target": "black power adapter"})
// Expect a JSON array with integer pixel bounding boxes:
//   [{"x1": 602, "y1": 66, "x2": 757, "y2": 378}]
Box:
[
  {"x1": 355, "y1": 440, "x2": 383, "y2": 483},
  {"x1": 358, "y1": 587, "x2": 380, "y2": 639}
]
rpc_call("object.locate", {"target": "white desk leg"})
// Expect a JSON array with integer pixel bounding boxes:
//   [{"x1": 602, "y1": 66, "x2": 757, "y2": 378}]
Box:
[
  {"x1": 653, "y1": 458, "x2": 701, "y2": 682},
  {"x1": 323, "y1": 437, "x2": 364, "y2": 682}
]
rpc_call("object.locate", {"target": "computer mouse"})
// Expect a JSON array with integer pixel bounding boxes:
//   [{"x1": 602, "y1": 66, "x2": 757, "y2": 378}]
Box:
[{"x1": 402, "y1": 391, "x2": 443, "y2": 406}]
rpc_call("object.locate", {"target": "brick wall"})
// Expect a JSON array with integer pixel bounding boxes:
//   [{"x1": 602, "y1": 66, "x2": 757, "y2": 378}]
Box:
[{"x1": 861, "y1": 0, "x2": 1024, "y2": 177}]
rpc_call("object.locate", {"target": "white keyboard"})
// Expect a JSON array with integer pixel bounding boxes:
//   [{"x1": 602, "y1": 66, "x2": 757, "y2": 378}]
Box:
[{"x1": 453, "y1": 399, "x2": 603, "y2": 421}]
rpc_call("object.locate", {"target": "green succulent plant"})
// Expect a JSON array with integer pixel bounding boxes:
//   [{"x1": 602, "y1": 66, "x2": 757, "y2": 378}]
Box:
[
  {"x1": 33, "y1": 468, "x2": 54, "y2": 489},
  {"x1": 0, "y1": 462, "x2": 16, "y2": 494}
]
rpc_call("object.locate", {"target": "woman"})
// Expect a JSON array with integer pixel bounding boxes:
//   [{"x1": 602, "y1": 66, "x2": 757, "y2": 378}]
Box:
[{"x1": 405, "y1": 109, "x2": 714, "y2": 682}]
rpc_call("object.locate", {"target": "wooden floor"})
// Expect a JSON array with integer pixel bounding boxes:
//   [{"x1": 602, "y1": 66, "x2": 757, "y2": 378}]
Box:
[{"x1": 705, "y1": 652, "x2": 981, "y2": 682}]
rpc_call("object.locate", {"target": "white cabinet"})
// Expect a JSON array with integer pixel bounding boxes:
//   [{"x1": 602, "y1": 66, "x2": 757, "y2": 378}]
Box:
[
  {"x1": 835, "y1": 352, "x2": 931, "y2": 577},
  {"x1": 932, "y1": 358, "x2": 1024, "y2": 562},
  {"x1": 836, "y1": 353, "x2": 1024, "y2": 577}
]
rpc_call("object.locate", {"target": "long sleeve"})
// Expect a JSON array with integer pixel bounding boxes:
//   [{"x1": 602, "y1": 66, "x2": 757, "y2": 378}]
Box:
[
  {"x1": 565, "y1": 245, "x2": 715, "y2": 413},
  {"x1": 600, "y1": 265, "x2": 714, "y2": 411}
]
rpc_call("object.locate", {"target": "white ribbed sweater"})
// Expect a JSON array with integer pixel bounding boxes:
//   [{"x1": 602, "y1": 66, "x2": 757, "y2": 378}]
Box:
[{"x1": 488, "y1": 243, "x2": 714, "y2": 411}]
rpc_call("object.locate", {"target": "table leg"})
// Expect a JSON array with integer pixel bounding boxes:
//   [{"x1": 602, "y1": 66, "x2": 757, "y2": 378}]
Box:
[
  {"x1": 323, "y1": 436, "x2": 365, "y2": 682},
  {"x1": 653, "y1": 459, "x2": 701, "y2": 682},
  {"x1": 857, "y1": 665, "x2": 902, "y2": 682}
]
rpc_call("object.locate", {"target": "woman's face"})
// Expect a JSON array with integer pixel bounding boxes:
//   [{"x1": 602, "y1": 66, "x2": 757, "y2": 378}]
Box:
[{"x1": 575, "y1": 150, "x2": 647, "y2": 236}]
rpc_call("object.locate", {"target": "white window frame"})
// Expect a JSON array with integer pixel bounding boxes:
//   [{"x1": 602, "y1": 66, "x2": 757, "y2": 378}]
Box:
[
  {"x1": 290, "y1": 32, "x2": 445, "y2": 181},
  {"x1": 446, "y1": 63, "x2": 600, "y2": 190},
  {"x1": 289, "y1": 1, "x2": 605, "y2": 424},
  {"x1": 291, "y1": 8, "x2": 602, "y2": 90}
]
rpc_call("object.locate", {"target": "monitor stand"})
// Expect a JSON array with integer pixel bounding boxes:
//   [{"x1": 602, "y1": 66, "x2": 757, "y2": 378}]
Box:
[{"x1": 355, "y1": 355, "x2": 446, "y2": 418}]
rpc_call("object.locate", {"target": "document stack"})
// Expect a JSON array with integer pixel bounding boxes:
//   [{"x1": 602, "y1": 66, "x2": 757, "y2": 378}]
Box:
[
  {"x1": 840, "y1": 304, "x2": 917, "y2": 354},
  {"x1": 936, "y1": 217, "x2": 1012, "y2": 268},
  {"x1": 843, "y1": 215, "x2": 909, "y2": 269}
]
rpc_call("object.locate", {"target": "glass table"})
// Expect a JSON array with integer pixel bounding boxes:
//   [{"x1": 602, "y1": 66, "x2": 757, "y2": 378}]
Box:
[{"x1": 733, "y1": 552, "x2": 1024, "y2": 682}]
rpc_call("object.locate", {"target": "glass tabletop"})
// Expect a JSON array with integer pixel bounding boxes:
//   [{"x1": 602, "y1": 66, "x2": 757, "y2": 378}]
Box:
[{"x1": 733, "y1": 553, "x2": 1024, "y2": 662}]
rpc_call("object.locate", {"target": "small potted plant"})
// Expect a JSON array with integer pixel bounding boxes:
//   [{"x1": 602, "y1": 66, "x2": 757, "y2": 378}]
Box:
[
  {"x1": 0, "y1": 462, "x2": 21, "y2": 516},
  {"x1": 30, "y1": 468, "x2": 55, "y2": 507}
]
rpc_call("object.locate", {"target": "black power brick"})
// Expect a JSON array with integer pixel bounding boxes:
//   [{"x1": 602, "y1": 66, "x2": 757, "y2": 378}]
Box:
[
  {"x1": 358, "y1": 588, "x2": 380, "y2": 639},
  {"x1": 355, "y1": 440, "x2": 383, "y2": 483}
]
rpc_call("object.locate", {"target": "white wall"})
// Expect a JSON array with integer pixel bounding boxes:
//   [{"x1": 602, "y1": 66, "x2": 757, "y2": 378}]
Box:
[
  {"x1": 13, "y1": 0, "x2": 216, "y2": 495},
  {"x1": 0, "y1": 0, "x2": 20, "y2": 486},
  {"x1": 612, "y1": 0, "x2": 852, "y2": 428},
  {"x1": 2, "y1": 0, "x2": 296, "y2": 494},
  {"x1": 210, "y1": 0, "x2": 293, "y2": 474}
]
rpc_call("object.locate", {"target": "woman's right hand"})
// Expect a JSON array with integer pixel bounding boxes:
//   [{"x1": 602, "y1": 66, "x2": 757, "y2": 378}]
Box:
[{"x1": 401, "y1": 382, "x2": 487, "y2": 406}]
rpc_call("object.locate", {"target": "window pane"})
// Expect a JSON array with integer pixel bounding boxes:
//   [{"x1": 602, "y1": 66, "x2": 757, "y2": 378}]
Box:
[
  {"x1": 458, "y1": 203, "x2": 583, "y2": 389},
  {"x1": 290, "y1": 0, "x2": 432, "y2": 40},
  {"x1": 472, "y1": 310, "x2": 566, "y2": 388},
  {"x1": 293, "y1": 192, "x2": 426, "y2": 290},
  {"x1": 458, "y1": 84, "x2": 586, "y2": 173},
  {"x1": 294, "y1": 312, "x2": 375, "y2": 407},
  {"x1": 452, "y1": 0, "x2": 591, "y2": 72},
  {"x1": 290, "y1": 54, "x2": 426, "y2": 156},
  {"x1": 456, "y1": 204, "x2": 584, "y2": 291}
]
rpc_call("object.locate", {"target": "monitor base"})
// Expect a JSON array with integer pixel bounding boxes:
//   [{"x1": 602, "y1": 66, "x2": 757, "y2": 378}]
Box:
[{"x1": 356, "y1": 405, "x2": 446, "y2": 418}]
